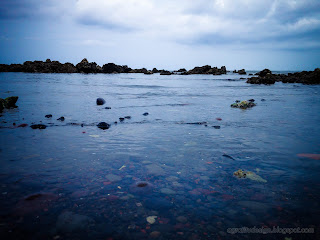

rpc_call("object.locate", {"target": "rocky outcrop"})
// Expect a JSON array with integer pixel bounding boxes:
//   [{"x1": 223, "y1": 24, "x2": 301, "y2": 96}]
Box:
[
  {"x1": 102, "y1": 63, "x2": 131, "y2": 73},
  {"x1": 231, "y1": 100, "x2": 256, "y2": 109},
  {"x1": 76, "y1": 58, "x2": 102, "y2": 73},
  {"x1": 247, "y1": 68, "x2": 320, "y2": 85},
  {"x1": 186, "y1": 65, "x2": 227, "y2": 75},
  {"x1": 0, "y1": 96, "x2": 18, "y2": 111},
  {"x1": 129, "y1": 68, "x2": 149, "y2": 74},
  {"x1": 233, "y1": 69, "x2": 246, "y2": 75},
  {"x1": 160, "y1": 70, "x2": 172, "y2": 75}
]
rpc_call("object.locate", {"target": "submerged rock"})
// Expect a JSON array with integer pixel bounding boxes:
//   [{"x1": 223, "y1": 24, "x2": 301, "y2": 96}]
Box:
[
  {"x1": 130, "y1": 181, "x2": 154, "y2": 195},
  {"x1": 231, "y1": 100, "x2": 256, "y2": 109},
  {"x1": 45, "y1": 114, "x2": 52, "y2": 118},
  {"x1": 97, "y1": 122, "x2": 110, "y2": 130},
  {"x1": 96, "y1": 98, "x2": 105, "y2": 105},
  {"x1": 30, "y1": 124, "x2": 47, "y2": 129},
  {"x1": 233, "y1": 169, "x2": 267, "y2": 183},
  {"x1": 56, "y1": 211, "x2": 95, "y2": 233},
  {"x1": 57, "y1": 116, "x2": 65, "y2": 121},
  {"x1": 143, "y1": 112, "x2": 149, "y2": 116}
]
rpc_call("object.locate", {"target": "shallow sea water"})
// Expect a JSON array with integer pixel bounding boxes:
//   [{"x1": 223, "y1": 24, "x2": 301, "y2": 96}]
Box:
[{"x1": 0, "y1": 72, "x2": 320, "y2": 239}]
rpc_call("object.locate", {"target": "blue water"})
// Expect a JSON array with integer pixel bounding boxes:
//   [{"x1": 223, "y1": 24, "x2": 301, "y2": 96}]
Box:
[{"x1": 0, "y1": 72, "x2": 320, "y2": 239}]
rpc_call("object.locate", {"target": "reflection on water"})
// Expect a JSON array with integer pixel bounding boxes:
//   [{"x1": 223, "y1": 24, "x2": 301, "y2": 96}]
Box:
[{"x1": 0, "y1": 72, "x2": 320, "y2": 239}]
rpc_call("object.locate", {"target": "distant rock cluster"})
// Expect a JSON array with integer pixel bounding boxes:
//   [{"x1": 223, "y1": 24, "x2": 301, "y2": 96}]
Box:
[
  {"x1": 0, "y1": 58, "x2": 228, "y2": 75},
  {"x1": 247, "y1": 68, "x2": 320, "y2": 85}
]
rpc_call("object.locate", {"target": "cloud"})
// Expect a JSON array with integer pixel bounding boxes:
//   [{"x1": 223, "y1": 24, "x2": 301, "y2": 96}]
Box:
[{"x1": 72, "y1": 0, "x2": 320, "y2": 49}]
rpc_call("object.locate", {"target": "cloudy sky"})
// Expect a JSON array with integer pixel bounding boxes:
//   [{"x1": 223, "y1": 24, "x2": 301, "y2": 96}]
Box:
[{"x1": 0, "y1": 0, "x2": 319, "y2": 70}]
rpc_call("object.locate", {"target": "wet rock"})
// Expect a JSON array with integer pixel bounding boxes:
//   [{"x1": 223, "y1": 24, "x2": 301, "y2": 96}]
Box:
[
  {"x1": 187, "y1": 65, "x2": 227, "y2": 75},
  {"x1": 45, "y1": 114, "x2": 52, "y2": 118},
  {"x1": 150, "y1": 231, "x2": 161, "y2": 238},
  {"x1": 124, "y1": 116, "x2": 131, "y2": 119},
  {"x1": 105, "y1": 174, "x2": 122, "y2": 182},
  {"x1": 230, "y1": 100, "x2": 256, "y2": 109},
  {"x1": 105, "y1": 107, "x2": 111, "y2": 109},
  {"x1": 256, "y1": 69, "x2": 272, "y2": 77},
  {"x1": 130, "y1": 181, "x2": 153, "y2": 195},
  {"x1": 102, "y1": 63, "x2": 131, "y2": 73},
  {"x1": 97, "y1": 122, "x2": 110, "y2": 130},
  {"x1": 57, "y1": 116, "x2": 65, "y2": 121},
  {"x1": 146, "y1": 164, "x2": 165, "y2": 176},
  {"x1": 233, "y1": 69, "x2": 246, "y2": 75},
  {"x1": 96, "y1": 98, "x2": 105, "y2": 105},
  {"x1": 176, "y1": 216, "x2": 188, "y2": 223},
  {"x1": 186, "y1": 122, "x2": 207, "y2": 125},
  {"x1": 0, "y1": 96, "x2": 19, "y2": 109},
  {"x1": 233, "y1": 169, "x2": 267, "y2": 182},
  {"x1": 119, "y1": 117, "x2": 125, "y2": 122},
  {"x1": 212, "y1": 126, "x2": 221, "y2": 129},
  {"x1": 76, "y1": 58, "x2": 102, "y2": 73},
  {"x1": 30, "y1": 124, "x2": 47, "y2": 129},
  {"x1": 56, "y1": 211, "x2": 95, "y2": 233},
  {"x1": 261, "y1": 99, "x2": 266, "y2": 101},
  {"x1": 160, "y1": 70, "x2": 172, "y2": 75},
  {"x1": 160, "y1": 188, "x2": 176, "y2": 195},
  {"x1": 143, "y1": 112, "x2": 149, "y2": 116},
  {"x1": 146, "y1": 216, "x2": 157, "y2": 224},
  {"x1": 248, "y1": 99, "x2": 255, "y2": 102}
]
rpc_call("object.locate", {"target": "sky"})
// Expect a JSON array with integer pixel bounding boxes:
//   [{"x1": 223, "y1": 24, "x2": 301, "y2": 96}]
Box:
[{"x1": 0, "y1": 0, "x2": 320, "y2": 71}]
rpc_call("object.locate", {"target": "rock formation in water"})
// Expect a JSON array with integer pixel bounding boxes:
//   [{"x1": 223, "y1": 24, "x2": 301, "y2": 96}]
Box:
[
  {"x1": 0, "y1": 96, "x2": 19, "y2": 112},
  {"x1": 247, "y1": 68, "x2": 320, "y2": 85}
]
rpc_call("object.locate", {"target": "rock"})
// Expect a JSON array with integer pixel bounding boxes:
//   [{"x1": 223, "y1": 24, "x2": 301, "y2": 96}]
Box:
[
  {"x1": 256, "y1": 69, "x2": 272, "y2": 77},
  {"x1": 76, "y1": 58, "x2": 102, "y2": 73},
  {"x1": 102, "y1": 63, "x2": 131, "y2": 73},
  {"x1": 45, "y1": 114, "x2": 52, "y2": 118},
  {"x1": 160, "y1": 70, "x2": 172, "y2": 75},
  {"x1": 105, "y1": 174, "x2": 122, "y2": 182},
  {"x1": 152, "y1": 68, "x2": 160, "y2": 73},
  {"x1": 144, "y1": 71, "x2": 153, "y2": 75},
  {"x1": 105, "y1": 107, "x2": 111, "y2": 109},
  {"x1": 0, "y1": 96, "x2": 19, "y2": 109},
  {"x1": 230, "y1": 100, "x2": 256, "y2": 109},
  {"x1": 130, "y1": 181, "x2": 153, "y2": 195},
  {"x1": 143, "y1": 112, "x2": 149, "y2": 116},
  {"x1": 18, "y1": 123, "x2": 28, "y2": 127},
  {"x1": 176, "y1": 216, "x2": 188, "y2": 223},
  {"x1": 119, "y1": 117, "x2": 125, "y2": 122},
  {"x1": 30, "y1": 124, "x2": 47, "y2": 129},
  {"x1": 146, "y1": 164, "x2": 165, "y2": 176},
  {"x1": 160, "y1": 188, "x2": 176, "y2": 195},
  {"x1": 150, "y1": 231, "x2": 161, "y2": 238},
  {"x1": 234, "y1": 69, "x2": 246, "y2": 75},
  {"x1": 144, "y1": 197, "x2": 173, "y2": 210},
  {"x1": 97, "y1": 122, "x2": 110, "y2": 130},
  {"x1": 56, "y1": 211, "x2": 94, "y2": 233},
  {"x1": 212, "y1": 126, "x2": 221, "y2": 129},
  {"x1": 261, "y1": 99, "x2": 266, "y2": 101},
  {"x1": 233, "y1": 169, "x2": 267, "y2": 182},
  {"x1": 96, "y1": 98, "x2": 105, "y2": 105},
  {"x1": 187, "y1": 65, "x2": 226, "y2": 75},
  {"x1": 248, "y1": 99, "x2": 255, "y2": 102},
  {"x1": 124, "y1": 116, "x2": 131, "y2": 119},
  {"x1": 57, "y1": 116, "x2": 65, "y2": 121},
  {"x1": 146, "y1": 216, "x2": 157, "y2": 224},
  {"x1": 177, "y1": 68, "x2": 187, "y2": 72}
]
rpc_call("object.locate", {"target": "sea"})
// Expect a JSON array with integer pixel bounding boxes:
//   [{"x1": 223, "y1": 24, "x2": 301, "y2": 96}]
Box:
[{"x1": 0, "y1": 72, "x2": 319, "y2": 239}]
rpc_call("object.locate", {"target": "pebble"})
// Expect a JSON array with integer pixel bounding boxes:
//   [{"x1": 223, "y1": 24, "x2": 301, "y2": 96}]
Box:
[
  {"x1": 57, "y1": 116, "x2": 65, "y2": 121},
  {"x1": 160, "y1": 188, "x2": 176, "y2": 195},
  {"x1": 146, "y1": 216, "x2": 157, "y2": 224},
  {"x1": 150, "y1": 231, "x2": 161, "y2": 238},
  {"x1": 176, "y1": 216, "x2": 188, "y2": 223},
  {"x1": 105, "y1": 174, "x2": 122, "y2": 182}
]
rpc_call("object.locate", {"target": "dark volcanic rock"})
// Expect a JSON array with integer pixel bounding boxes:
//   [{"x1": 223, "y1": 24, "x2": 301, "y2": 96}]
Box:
[
  {"x1": 160, "y1": 70, "x2": 172, "y2": 75},
  {"x1": 129, "y1": 68, "x2": 149, "y2": 74},
  {"x1": 30, "y1": 124, "x2": 47, "y2": 129},
  {"x1": 45, "y1": 114, "x2": 52, "y2": 118},
  {"x1": 96, "y1": 98, "x2": 105, "y2": 105},
  {"x1": 0, "y1": 96, "x2": 19, "y2": 109},
  {"x1": 152, "y1": 68, "x2": 160, "y2": 73},
  {"x1": 76, "y1": 58, "x2": 102, "y2": 73},
  {"x1": 187, "y1": 65, "x2": 227, "y2": 75},
  {"x1": 143, "y1": 112, "x2": 149, "y2": 116},
  {"x1": 102, "y1": 63, "x2": 131, "y2": 73},
  {"x1": 256, "y1": 69, "x2": 272, "y2": 77},
  {"x1": 57, "y1": 116, "x2": 65, "y2": 121},
  {"x1": 97, "y1": 122, "x2": 110, "y2": 130}
]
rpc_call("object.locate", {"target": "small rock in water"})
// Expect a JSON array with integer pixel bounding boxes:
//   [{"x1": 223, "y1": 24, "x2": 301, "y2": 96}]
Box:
[
  {"x1": 56, "y1": 211, "x2": 95, "y2": 233},
  {"x1": 57, "y1": 116, "x2": 65, "y2": 121},
  {"x1": 97, "y1": 122, "x2": 110, "y2": 130},
  {"x1": 235, "y1": 100, "x2": 240, "y2": 103},
  {"x1": 231, "y1": 100, "x2": 256, "y2": 109},
  {"x1": 45, "y1": 114, "x2": 52, "y2": 118},
  {"x1": 119, "y1": 117, "x2": 125, "y2": 122},
  {"x1": 213, "y1": 126, "x2": 221, "y2": 129},
  {"x1": 160, "y1": 188, "x2": 176, "y2": 195},
  {"x1": 105, "y1": 107, "x2": 111, "y2": 109},
  {"x1": 105, "y1": 174, "x2": 122, "y2": 182},
  {"x1": 176, "y1": 216, "x2": 188, "y2": 223},
  {"x1": 146, "y1": 216, "x2": 157, "y2": 224},
  {"x1": 96, "y1": 98, "x2": 105, "y2": 105},
  {"x1": 124, "y1": 116, "x2": 131, "y2": 119},
  {"x1": 233, "y1": 169, "x2": 267, "y2": 182},
  {"x1": 143, "y1": 112, "x2": 149, "y2": 116},
  {"x1": 248, "y1": 99, "x2": 255, "y2": 102},
  {"x1": 150, "y1": 231, "x2": 161, "y2": 238},
  {"x1": 261, "y1": 99, "x2": 266, "y2": 101},
  {"x1": 30, "y1": 124, "x2": 47, "y2": 129}
]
